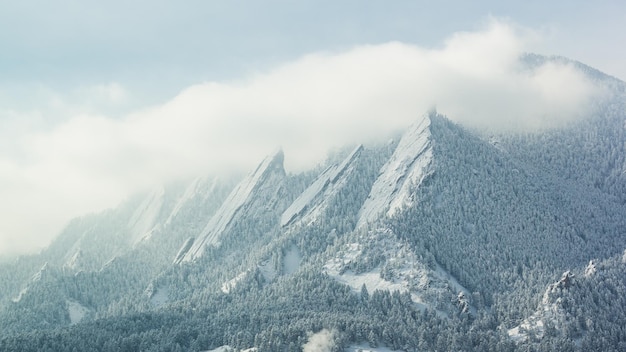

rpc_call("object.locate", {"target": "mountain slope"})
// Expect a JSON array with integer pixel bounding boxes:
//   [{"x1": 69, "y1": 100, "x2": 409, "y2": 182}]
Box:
[
  {"x1": 177, "y1": 150, "x2": 287, "y2": 263},
  {"x1": 2, "y1": 56, "x2": 626, "y2": 352},
  {"x1": 357, "y1": 113, "x2": 432, "y2": 228},
  {"x1": 390, "y1": 114, "x2": 626, "y2": 320},
  {"x1": 281, "y1": 145, "x2": 363, "y2": 228}
]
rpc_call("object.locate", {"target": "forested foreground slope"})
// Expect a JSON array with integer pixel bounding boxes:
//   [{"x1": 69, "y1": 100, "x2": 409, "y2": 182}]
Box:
[{"x1": 2, "y1": 58, "x2": 626, "y2": 351}]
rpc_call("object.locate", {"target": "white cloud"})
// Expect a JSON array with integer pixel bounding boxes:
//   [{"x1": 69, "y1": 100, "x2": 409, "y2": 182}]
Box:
[
  {"x1": 302, "y1": 329, "x2": 336, "y2": 352},
  {"x1": 0, "y1": 20, "x2": 607, "y2": 257}
]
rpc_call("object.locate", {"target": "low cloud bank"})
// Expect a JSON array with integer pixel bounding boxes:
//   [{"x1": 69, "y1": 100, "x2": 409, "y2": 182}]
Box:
[{"x1": 0, "y1": 19, "x2": 607, "y2": 256}]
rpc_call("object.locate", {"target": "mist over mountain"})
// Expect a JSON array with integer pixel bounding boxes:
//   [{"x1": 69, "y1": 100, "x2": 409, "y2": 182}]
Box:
[
  {"x1": 0, "y1": 20, "x2": 612, "y2": 258},
  {"x1": 1, "y1": 54, "x2": 626, "y2": 351}
]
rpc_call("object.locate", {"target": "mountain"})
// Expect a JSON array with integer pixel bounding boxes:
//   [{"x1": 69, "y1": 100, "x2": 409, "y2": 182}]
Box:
[
  {"x1": 1, "y1": 56, "x2": 626, "y2": 351},
  {"x1": 356, "y1": 114, "x2": 432, "y2": 228},
  {"x1": 281, "y1": 144, "x2": 363, "y2": 228},
  {"x1": 176, "y1": 149, "x2": 287, "y2": 263}
]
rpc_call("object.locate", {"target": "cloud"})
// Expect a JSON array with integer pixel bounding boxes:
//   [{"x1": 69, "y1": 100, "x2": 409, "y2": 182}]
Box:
[
  {"x1": 302, "y1": 329, "x2": 336, "y2": 352},
  {"x1": 0, "y1": 19, "x2": 607, "y2": 257}
]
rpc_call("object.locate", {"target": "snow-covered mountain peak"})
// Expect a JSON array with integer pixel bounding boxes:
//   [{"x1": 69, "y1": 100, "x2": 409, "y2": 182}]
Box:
[
  {"x1": 176, "y1": 149, "x2": 286, "y2": 263},
  {"x1": 357, "y1": 113, "x2": 433, "y2": 228}
]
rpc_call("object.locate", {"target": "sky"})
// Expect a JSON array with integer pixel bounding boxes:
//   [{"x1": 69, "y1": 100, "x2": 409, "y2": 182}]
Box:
[{"x1": 0, "y1": 0, "x2": 625, "y2": 257}]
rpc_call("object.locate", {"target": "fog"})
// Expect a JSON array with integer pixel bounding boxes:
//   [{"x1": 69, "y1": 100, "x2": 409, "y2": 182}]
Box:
[
  {"x1": 0, "y1": 20, "x2": 607, "y2": 257},
  {"x1": 302, "y1": 329, "x2": 336, "y2": 352}
]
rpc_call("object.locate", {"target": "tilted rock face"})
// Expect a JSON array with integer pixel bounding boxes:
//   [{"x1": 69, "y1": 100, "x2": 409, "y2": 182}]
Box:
[
  {"x1": 357, "y1": 113, "x2": 432, "y2": 228},
  {"x1": 281, "y1": 145, "x2": 363, "y2": 228},
  {"x1": 176, "y1": 150, "x2": 287, "y2": 263}
]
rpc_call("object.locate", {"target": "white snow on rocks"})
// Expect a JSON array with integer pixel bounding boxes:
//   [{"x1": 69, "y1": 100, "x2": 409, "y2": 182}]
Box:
[
  {"x1": 357, "y1": 115, "x2": 432, "y2": 228},
  {"x1": 221, "y1": 271, "x2": 249, "y2": 294},
  {"x1": 13, "y1": 263, "x2": 50, "y2": 302},
  {"x1": 128, "y1": 187, "x2": 165, "y2": 244},
  {"x1": 205, "y1": 346, "x2": 236, "y2": 352},
  {"x1": 584, "y1": 260, "x2": 597, "y2": 277},
  {"x1": 324, "y1": 236, "x2": 426, "y2": 307},
  {"x1": 281, "y1": 145, "x2": 362, "y2": 227},
  {"x1": 165, "y1": 177, "x2": 217, "y2": 226},
  {"x1": 507, "y1": 271, "x2": 574, "y2": 343},
  {"x1": 178, "y1": 150, "x2": 285, "y2": 263},
  {"x1": 324, "y1": 228, "x2": 471, "y2": 314},
  {"x1": 64, "y1": 249, "x2": 82, "y2": 270}
]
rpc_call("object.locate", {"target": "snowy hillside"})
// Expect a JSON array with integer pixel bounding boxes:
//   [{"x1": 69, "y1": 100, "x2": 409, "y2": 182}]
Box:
[{"x1": 324, "y1": 227, "x2": 472, "y2": 315}]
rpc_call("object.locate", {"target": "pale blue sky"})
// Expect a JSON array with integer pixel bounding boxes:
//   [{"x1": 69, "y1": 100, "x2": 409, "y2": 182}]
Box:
[
  {"x1": 0, "y1": 0, "x2": 624, "y2": 257},
  {"x1": 0, "y1": 0, "x2": 624, "y2": 110}
]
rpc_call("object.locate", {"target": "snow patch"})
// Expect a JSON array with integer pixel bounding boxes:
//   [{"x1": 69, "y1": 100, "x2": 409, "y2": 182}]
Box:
[
  {"x1": 324, "y1": 238, "x2": 418, "y2": 298},
  {"x1": 508, "y1": 319, "x2": 546, "y2": 344},
  {"x1": 357, "y1": 115, "x2": 432, "y2": 228},
  {"x1": 221, "y1": 271, "x2": 249, "y2": 294},
  {"x1": 584, "y1": 260, "x2": 597, "y2": 277},
  {"x1": 328, "y1": 268, "x2": 407, "y2": 296},
  {"x1": 324, "y1": 228, "x2": 473, "y2": 315},
  {"x1": 12, "y1": 287, "x2": 29, "y2": 303},
  {"x1": 205, "y1": 346, "x2": 236, "y2": 352}
]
